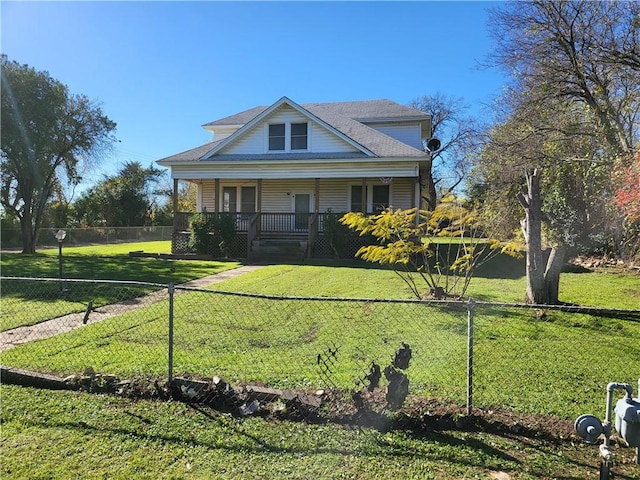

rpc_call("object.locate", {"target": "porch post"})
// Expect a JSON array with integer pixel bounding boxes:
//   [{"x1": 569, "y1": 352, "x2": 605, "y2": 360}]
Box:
[
  {"x1": 309, "y1": 178, "x2": 321, "y2": 257},
  {"x1": 362, "y1": 177, "x2": 367, "y2": 213},
  {"x1": 257, "y1": 179, "x2": 263, "y2": 235},
  {"x1": 414, "y1": 178, "x2": 421, "y2": 226},
  {"x1": 172, "y1": 179, "x2": 180, "y2": 234},
  {"x1": 214, "y1": 178, "x2": 220, "y2": 213},
  {"x1": 172, "y1": 179, "x2": 179, "y2": 217}
]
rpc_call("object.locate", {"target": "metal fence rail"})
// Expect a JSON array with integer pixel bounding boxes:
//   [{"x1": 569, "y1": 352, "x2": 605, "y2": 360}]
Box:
[
  {"x1": 1, "y1": 226, "x2": 174, "y2": 249},
  {"x1": 1, "y1": 276, "x2": 638, "y2": 421}
]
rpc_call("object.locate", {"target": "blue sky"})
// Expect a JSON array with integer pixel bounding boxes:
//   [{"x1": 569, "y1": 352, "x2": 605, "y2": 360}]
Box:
[{"x1": 2, "y1": 1, "x2": 505, "y2": 192}]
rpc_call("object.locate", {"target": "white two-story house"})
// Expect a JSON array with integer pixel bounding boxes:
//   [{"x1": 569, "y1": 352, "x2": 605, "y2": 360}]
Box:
[{"x1": 157, "y1": 96, "x2": 433, "y2": 259}]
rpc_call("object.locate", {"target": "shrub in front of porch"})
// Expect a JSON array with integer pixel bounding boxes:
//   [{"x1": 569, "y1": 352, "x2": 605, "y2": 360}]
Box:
[{"x1": 188, "y1": 213, "x2": 237, "y2": 257}]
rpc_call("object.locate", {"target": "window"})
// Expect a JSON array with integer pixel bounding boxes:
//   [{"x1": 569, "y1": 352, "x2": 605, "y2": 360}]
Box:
[
  {"x1": 372, "y1": 185, "x2": 390, "y2": 213},
  {"x1": 291, "y1": 123, "x2": 308, "y2": 150},
  {"x1": 222, "y1": 187, "x2": 237, "y2": 212},
  {"x1": 350, "y1": 185, "x2": 365, "y2": 212},
  {"x1": 268, "y1": 124, "x2": 285, "y2": 151},
  {"x1": 268, "y1": 122, "x2": 308, "y2": 151},
  {"x1": 240, "y1": 186, "x2": 256, "y2": 213}
]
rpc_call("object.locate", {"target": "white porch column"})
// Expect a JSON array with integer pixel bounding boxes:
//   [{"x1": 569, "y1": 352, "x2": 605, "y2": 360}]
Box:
[{"x1": 214, "y1": 178, "x2": 220, "y2": 213}]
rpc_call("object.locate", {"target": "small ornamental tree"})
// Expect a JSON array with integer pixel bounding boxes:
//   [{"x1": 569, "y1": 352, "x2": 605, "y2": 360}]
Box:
[{"x1": 340, "y1": 196, "x2": 521, "y2": 299}]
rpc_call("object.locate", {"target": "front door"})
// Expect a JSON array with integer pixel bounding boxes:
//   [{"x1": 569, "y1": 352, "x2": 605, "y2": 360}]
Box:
[{"x1": 292, "y1": 193, "x2": 311, "y2": 231}]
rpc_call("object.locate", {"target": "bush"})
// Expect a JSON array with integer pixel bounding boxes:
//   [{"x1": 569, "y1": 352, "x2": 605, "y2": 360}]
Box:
[
  {"x1": 188, "y1": 213, "x2": 237, "y2": 257},
  {"x1": 188, "y1": 213, "x2": 211, "y2": 255},
  {"x1": 210, "y1": 214, "x2": 236, "y2": 258},
  {"x1": 323, "y1": 209, "x2": 351, "y2": 258}
]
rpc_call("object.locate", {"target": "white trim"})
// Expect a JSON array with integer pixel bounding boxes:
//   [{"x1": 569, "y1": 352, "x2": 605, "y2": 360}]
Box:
[
  {"x1": 290, "y1": 191, "x2": 314, "y2": 213},
  {"x1": 196, "y1": 183, "x2": 203, "y2": 211},
  {"x1": 264, "y1": 121, "x2": 310, "y2": 154},
  {"x1": 345, "y1": 181, "x2": 392, "y2": 212},
  {"x1": 168, "y1": 160, "x2": 421, "y2": 180},
  {"x1": 201, "y1": 96, "x2": 376, "y2": 159}
]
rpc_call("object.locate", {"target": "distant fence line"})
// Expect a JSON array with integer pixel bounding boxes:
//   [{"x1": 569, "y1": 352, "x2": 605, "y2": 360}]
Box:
[
  {"x1": 1, "y1": 276, "x2": 639, "y2": 423},
  {"x1": 0, "y1": 226, "x2": 174, "y2": 249}
]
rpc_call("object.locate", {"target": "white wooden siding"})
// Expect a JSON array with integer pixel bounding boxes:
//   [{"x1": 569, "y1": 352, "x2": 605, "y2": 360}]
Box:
[
  {"x1": 197, "y1": 178, "x2": 416, "y2": 213},
  {"x1": 221, "y1": 108, "x2": 359, "y2": 155},
  {"x1": 369, "y1": 123, "x2": 423, "y2": 150}
]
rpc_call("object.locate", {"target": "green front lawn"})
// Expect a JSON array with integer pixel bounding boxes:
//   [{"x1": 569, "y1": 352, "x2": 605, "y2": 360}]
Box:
[
  {"x1": 4, "y1": 384, "x2": 637, "y2": 480},
  {"x1": 1, "y1": 241, "x2": 241, "y2": 331}
]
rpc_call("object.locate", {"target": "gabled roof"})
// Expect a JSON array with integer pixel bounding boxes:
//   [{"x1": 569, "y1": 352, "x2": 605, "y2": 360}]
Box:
[
  {"x1": 203, "y1": 99, "x2": 429, "y2": 127},
  {"x1": 158, "y1": 97, "x2": 429, "y2": 165},
  {"x1": 202, "y1": 96, "x2": 378, "y2": 159}
]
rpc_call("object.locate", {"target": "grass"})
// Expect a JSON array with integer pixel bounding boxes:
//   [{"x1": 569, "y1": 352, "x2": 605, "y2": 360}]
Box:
[
  {"x1": 1, "y1": 258, "x2": 638, "y2": 419},
  {"x1": 4, "y1": 383, "x2": 639, "y2": 480},
  {"x1": 0, "y1": 241, "x2": 241, "y2": 331},
  {"x1": 2, "y1": 247, "x2": 640, "y2": 478}
]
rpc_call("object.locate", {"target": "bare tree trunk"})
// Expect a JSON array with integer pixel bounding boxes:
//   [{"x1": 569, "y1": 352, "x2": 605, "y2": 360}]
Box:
[
  {"x1": 20, "y1": 211, "x2": 36, "y2": 254},
  {"x1": 517, "y1": 169, "x2": 569, "y2": 305},
  {"x1": 544, "y1": 245, "x2": 567, "y2": 305},
  {"x1": 517, "y1": 169, "x2": 547, "y2": 304}
]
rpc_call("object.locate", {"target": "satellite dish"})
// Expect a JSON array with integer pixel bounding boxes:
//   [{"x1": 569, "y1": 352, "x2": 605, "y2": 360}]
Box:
[{"x1": 426, "y1": 138, "x2": 441, "y2": 152}]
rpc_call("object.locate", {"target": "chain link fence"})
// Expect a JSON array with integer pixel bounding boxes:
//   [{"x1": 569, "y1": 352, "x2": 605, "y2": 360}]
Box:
[
  {"x1": 1, "y1": 226, "x2": 174, "y2": 249},
  {"x1": 1, "y1": 276, "x2": 639, "y2": 424}
]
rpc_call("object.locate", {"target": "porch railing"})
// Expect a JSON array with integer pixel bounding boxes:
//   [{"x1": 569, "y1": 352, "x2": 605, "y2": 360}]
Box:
[{"x1": 174, "y1": 212, "x2": 338, "y2": 235}]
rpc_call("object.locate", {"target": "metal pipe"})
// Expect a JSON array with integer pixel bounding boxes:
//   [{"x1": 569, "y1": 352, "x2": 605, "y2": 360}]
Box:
[
  {"x1": 168, "y1": 283, "x2": 175, "y2": 383},
  {"x1": 466, "y1": 298, "x2": 475, "y2": 416},
  {"x1": 603, "y1": 382, "x2": 633, "y2": 452}
]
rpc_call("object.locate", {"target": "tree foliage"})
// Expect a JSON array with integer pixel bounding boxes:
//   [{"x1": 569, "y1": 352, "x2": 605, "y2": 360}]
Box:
[
  {"x1": 340, "y1": 196, "x2": 521, "y2": 300},
  {"x1": 0, "y1": 56, "x2": 116, "y2": 252},
  {"x1": 488, "y1": 0, "x2": 639, "y2": 156},
  {"x1": 477, "y1": 0, "x2": 640, "y2": 303},
  {"x1": 74, "y1": 161, "x2": 165, "y2": 227}
]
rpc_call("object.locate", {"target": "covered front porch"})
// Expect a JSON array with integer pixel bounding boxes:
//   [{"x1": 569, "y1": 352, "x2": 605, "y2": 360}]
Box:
[{"x1": 170, "y1": 175, "x2": 421, "y2": 260}]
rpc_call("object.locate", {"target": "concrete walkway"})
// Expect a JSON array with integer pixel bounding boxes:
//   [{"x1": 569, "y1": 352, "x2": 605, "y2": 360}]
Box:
[{"x1": 0, "y1": 265, "x2": 264, "y2": 352}]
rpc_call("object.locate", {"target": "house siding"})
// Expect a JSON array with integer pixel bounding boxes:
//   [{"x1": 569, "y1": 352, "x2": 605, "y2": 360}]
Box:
[
  {"x1": 197, "y1": 177, "x2": 416, "y2": 213},
  {"x1": 368, "y1": 123, "x2": 423, "y2": 150},
  {"x1": 221, "y1": 108, "x2": 360, "y2": 155}
]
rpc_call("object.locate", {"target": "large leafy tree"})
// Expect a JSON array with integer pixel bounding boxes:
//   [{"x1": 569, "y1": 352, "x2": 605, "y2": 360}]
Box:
[
  {"x1": 1, "y1": 56, "x2": 116, "y2": 253},
  {"x1": 489, "y1": 0, "x2": 639, "y2": 156},
  {"x1": 478, "y1": 97, "x2": 615, "y2": 304},
  {"x1": 481, "y1": 0, "x2": 639, "y2": 304},
  {"x1": 75, "y1": 161, "x2": 166, "y2": 227}
]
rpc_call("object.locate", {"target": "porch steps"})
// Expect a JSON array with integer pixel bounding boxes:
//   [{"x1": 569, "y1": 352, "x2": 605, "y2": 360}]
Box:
[{"x1": 249, "y1": 239, "x2": 307, "y2": 263}]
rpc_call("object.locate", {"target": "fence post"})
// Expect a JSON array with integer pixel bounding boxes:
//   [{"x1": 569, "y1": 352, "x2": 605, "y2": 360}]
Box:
[
  {"x1": 168, "y1": 283, "x2": 175, "y2": 383},
  {"x1": 467, "y1": 297, "x2": 476, "y2": 415}
]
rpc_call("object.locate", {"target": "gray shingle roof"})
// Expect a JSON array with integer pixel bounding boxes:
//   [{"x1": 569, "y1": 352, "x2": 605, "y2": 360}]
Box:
[
  {"x1": 157, "y1": 139, "x2": 223, "y2": 163},
  {"x1": 203, "y1": 99, "x2": 429, "y2": 127},
  {"x1": 160, "y1": 98, "x2": 429, "y2": 164},
  {"x1": 303, "y1": 104, "x2": 426, "y2": 158}
]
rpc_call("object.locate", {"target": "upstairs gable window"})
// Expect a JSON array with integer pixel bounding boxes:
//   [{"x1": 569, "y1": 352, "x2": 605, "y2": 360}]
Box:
[
  {"x1": 267, "y1": 122, "x2": 308, "y2": 152},
  {"x1": 291, "y1": 123, "x2": 308, "y2": 150},
  {"x1": 268, "y1": 124, "x2": 286, "y2": 151}
]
